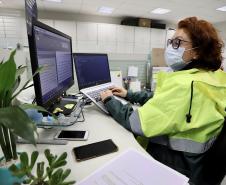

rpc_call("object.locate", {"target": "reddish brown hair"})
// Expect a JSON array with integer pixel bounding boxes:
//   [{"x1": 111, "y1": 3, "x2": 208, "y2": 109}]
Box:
[{"x1": 178, "y1": 17, "x2": 224, "y2": 71}]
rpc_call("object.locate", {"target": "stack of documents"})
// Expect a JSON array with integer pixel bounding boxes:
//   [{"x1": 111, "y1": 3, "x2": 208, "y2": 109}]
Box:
[{"x1": 77, "y1": 149, "x2": 189, "y2": 185}]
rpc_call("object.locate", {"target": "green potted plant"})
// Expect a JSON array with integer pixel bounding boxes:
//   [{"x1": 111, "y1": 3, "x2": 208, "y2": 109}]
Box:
[
  {"x1": 0, "y1": 49, "x2": 40, "y2": 184},
  {"x1": 9, "y1": 149, "x2": 75, "y2": 185},
  {"x1": 0, "y1": 50, "x2": 74, "y2": 185}
]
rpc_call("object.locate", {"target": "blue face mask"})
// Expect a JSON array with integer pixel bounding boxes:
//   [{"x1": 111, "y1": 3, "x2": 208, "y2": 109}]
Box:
[
  {"x1": 164, "y1": 45, "x2": 188, "y2": 71},
  {"x1": 164, "y1": 45, "x2": 199, "y2": 71}
]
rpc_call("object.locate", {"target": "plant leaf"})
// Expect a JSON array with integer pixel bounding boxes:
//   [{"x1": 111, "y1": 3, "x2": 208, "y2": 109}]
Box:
[
  {"x1": 1, "y1": 126, "x2": 13, "y2": 160},
  {"x1": 4, "y1": 89, "x2": 13, "y2": 108},
  {"x1": 61, "y1": 169, "x2": 71, "y2": 182},
  {"x1": 46, "y1": 166, "x2": 52, "y2": 178},
  {"x1": 12, "y1": 80, "x2": 21, "y2": 100},
  {"x1": 61, "y1": 181, "x2": 76, "y2": 185},
  {"x1": 52, "y1": 160, "x2": 67, "y2": 169},
  {"x1": 12, "y1": 66, "x2": 26, "y2": 93},
  {"x1": 50, "y1": 168, "x2": 63, "y2": 185},
  {"x1": 30, "y1": 151, "x2": 39, "y2": 170},
  {"x1": 9, "y1": 163, "x2": 26, "y2": 178},
  {"x1": 37, "y1": 162, "x2": 45, "y2": 178},
  {"x1": 0, "y1": 49, "x2": 16, "y2": 92},
  {"x1": 9, "y1": 164, "x2": 19, "y2": 173},
  {"x1": 20, "y1": 152, "x2": 29, "y2": 169},
  {"x1": 44, "y1": 149, "x2": 52, "y2": 165},
  {"x1": 0, "y1": 125, "x2": 9, "y2": 160},
  {"x1": 44, "y1": 149, "x2": 58, "y2": 166},
  {"x1": 15, "y1": 66, "x2": 27, "y2": 80},
  {"x1": 11, "y1": 66, "x2": 44, "y2": 100},
  {"x1": 10, "y1": 131, "x2": 18, "y2": 160},
  {"x1": 0, "y1": 106, "x2": 36, "y2": 145},
  {"x1": 0, "y1": 49, "x2": 17, "y2": 107},
  {"x1": 56, "y1": 152, "x2": 67, "y2": 163}
]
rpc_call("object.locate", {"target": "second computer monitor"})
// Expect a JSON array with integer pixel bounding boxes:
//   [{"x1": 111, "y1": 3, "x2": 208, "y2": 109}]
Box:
[{"x1": 73, "y1": 53, "x2": 111, "y2": 90}]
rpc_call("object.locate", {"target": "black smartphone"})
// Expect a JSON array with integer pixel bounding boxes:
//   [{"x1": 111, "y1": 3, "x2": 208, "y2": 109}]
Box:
[
  {"x1": 55, "y1": 130, "x2": 89, "y2": 141},
  {"x1": 73, "y1": 139, "x2": 118, "y2": 161}
]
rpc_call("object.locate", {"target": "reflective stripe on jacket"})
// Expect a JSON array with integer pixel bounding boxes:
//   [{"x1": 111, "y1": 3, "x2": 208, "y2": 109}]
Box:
[{"x1": 129, "y1": 69, "x2": 226, "y2": 154}]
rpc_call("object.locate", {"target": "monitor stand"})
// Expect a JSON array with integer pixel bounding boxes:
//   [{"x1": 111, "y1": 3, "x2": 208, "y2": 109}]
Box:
[
  {"x1": 17, "y1": 137, "x2": 68, "y2": 145},
  {"x1": 48, "y1": 99, "x2": 76, "y2": 116},
  {"x1": 16, "y1": 127, "x2": 68, "y2": 145}
]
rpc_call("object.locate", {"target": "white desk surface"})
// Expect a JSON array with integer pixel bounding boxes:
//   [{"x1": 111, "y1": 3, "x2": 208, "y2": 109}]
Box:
[{"x1": 16, "y1": 104, "x2": 148, "y2": 183}]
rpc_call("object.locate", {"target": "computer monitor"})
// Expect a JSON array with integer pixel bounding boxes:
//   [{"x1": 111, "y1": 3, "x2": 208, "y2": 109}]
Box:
[
  {"x1": 73, "y1": 53, "x2": 111, "y2": 90},
  {"x1": 29, "y1": 20, "x2": 74, "y2": 110}
]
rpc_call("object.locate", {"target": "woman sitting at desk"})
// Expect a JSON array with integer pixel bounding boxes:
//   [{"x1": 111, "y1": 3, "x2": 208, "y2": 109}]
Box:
[{"x1": 100, "y1": 17, "x2": 226, "y2": 185}]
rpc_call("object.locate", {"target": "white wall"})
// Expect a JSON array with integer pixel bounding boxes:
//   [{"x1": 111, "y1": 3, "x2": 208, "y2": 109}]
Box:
[
  {"x1": 0, "y1": 10, "x2": 170, "y2": 89},
  {"x1": 215, "y1": 21, "x2": 226, "y2": 42},
  {"x1": 38, "y1": 10, "x2": 122, "y2": 25},
  {"x1": 214, "y1": 21, "x2": 226, "y2": 71},
  {"x1": 0, "y1": 15, "x2": 27, "y2": 49},
  {"x1": 0, "y1": 10, "x2": 168, "y2": 55}
]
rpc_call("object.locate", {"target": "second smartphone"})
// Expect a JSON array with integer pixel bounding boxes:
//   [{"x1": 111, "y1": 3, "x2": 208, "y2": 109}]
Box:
[{"x1": 55, "y1": 130, "x2": 89, "y2": 141}]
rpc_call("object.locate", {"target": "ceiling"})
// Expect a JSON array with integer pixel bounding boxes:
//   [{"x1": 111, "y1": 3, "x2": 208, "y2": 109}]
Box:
[{"x1": 0, "y1": 0, "x2": 226, "y2": 23}]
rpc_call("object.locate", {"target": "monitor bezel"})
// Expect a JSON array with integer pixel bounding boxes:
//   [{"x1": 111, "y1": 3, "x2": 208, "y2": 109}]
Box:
[
  {"x1": 29, "y1": 20, "x2": 74, "y2": 108},
  {"x1": 73, "y1": 53, "x2": 111, "y2": 90}
]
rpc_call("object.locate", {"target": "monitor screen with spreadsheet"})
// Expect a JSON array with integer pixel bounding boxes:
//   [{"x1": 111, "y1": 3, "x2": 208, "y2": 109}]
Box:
[{"x1": 29, "y1": 20, "x2": 74, "y2": 108}]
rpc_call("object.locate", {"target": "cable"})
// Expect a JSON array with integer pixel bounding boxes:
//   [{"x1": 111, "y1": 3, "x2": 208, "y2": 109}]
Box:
[
  {"x1": 75, "y1": 96, "x2": 90, "y2": 123},
  {"x1": 35, "y1": 95, "x2": 88, "y2": 127}
]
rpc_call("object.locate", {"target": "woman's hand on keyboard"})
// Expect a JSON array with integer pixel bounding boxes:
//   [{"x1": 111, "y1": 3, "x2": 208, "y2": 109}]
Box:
[
  {"x1": 100, "y1": 90, "x2": 113, "y2": 102},
  {"x1": 110, "y1": 86, "x2": 127, "y2": 98}
]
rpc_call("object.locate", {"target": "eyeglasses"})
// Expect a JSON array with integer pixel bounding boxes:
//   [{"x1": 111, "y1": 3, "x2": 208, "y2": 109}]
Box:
[{"x1": 167, "y1": 38, "x2": 192, "y2": 49}]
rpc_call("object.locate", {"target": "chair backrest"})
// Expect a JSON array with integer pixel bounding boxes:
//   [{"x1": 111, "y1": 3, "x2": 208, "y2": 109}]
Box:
[{"x1": 200, "y1": 120, "x2": 226, "y2": 185}]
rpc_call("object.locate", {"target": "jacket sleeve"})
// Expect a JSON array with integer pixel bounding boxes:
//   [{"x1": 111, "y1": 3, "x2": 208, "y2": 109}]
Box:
[
  {"x1": 126, "y1": 90, "x2": 154, "y2": 105},
  {"x1": 104, "y1": 96, "x2": 145, "y2": 136},
  {"x1": 104, "y1": 96, "x2": 134, "y2": 131}
]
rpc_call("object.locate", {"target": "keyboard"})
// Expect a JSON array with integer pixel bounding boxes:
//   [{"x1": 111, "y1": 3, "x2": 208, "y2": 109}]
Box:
[
  {"x1": 82, "y1": 85, "x2": 128, "y2": 114},
  {"x1": 83, "y1": 86, "x2": 113, "y2": 114},
  {"x1": 87, "y1": 86, "x2": 113, "y2": 102},
  {"x1": 17, "y1": 138, "x2": 68, "y2": 145}
]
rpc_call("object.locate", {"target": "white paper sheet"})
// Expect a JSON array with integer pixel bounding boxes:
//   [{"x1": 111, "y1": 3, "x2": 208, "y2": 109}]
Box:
[
  {"x1": 130, "y1": 81, "x2": 141, "y2": 92},
  {"x1": 128, "y1": 66, "x2": 138, "y2": 77},
  {"x1": 77, "y1": 149, "x2": 189, "y2": 185},
  {"x1": 110, "y1": 71, "x2": 123, "y2": 87}
]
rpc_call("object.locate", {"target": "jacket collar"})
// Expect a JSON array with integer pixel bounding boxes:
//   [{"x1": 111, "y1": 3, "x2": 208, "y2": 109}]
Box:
[{"x1": 171, "y1": 68, "x2": 226, "y2": 88}]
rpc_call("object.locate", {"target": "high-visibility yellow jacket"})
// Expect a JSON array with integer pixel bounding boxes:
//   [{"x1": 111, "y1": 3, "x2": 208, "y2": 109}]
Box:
[
  {"x1": 105, "y1": 68, "x2": 226, "y2": 153},
  {"x1": 104, "y1": 68, "x2": 226, "y2": 184},
  {"x1": 128, "y1": 68, "x2": 226, "y2": 153}
]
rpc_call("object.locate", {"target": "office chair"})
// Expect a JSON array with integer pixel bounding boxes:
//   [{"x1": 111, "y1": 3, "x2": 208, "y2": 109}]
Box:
[{"x1": 196, "y1": 119, "x2": 226, "y2": 185}]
